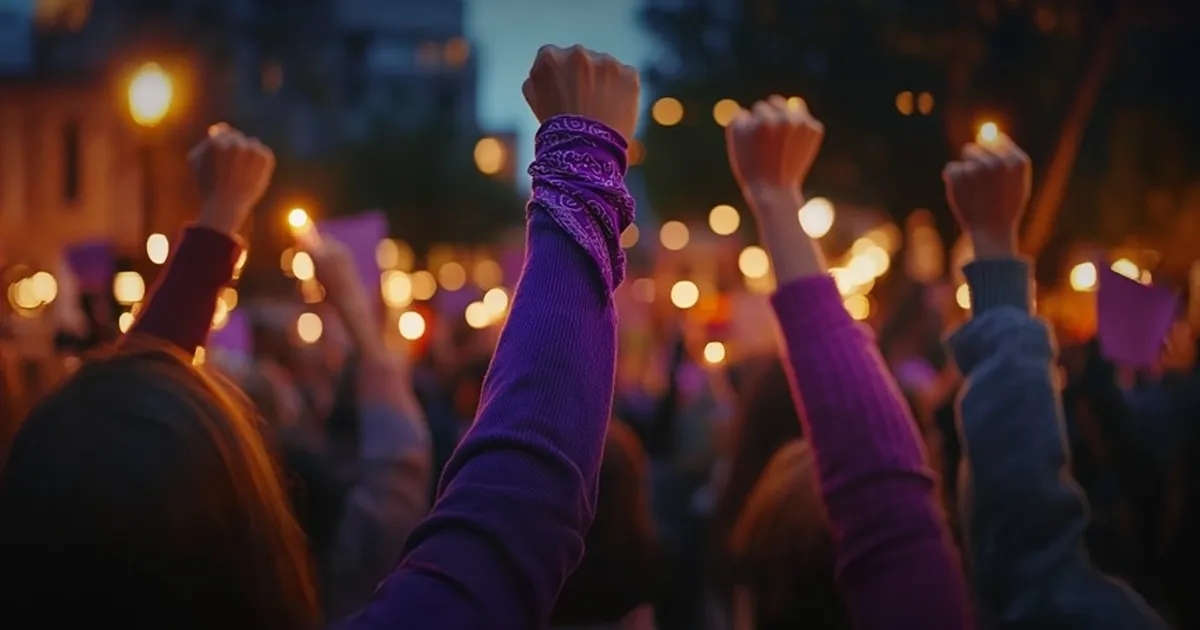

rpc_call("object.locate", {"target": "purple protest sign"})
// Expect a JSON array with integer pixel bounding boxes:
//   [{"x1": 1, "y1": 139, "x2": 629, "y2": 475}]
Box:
[
  {"x1": 209, "y1": 310, "x2": 251, "y2": 356},
  {"x1": 66, "y1": 241, "x2": 116, "y2": 294},
  {"x1": 318, "y1": 211, "x2": 388, "y2": 306},
  {"x1": 1097, "y1": 267, "x2": 1180, "y2": 368}
]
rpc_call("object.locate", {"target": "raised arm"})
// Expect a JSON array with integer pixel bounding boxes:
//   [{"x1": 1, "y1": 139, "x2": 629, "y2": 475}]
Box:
[
  {"x1": 727, "y1": 98, "x2": 972, "y2": 629},
  {"x1": 309, "y1": 239, "x2": 432, "y2": 620},
  {"x1": 943, "y1": 136, "x2": 1164, "y2": 628},
  {"x1": 131, "y1": 125, "x2": 274, "y2": 354},
  {"x1": 339, "y1": 46, "x2": 639, "y2": 630}
]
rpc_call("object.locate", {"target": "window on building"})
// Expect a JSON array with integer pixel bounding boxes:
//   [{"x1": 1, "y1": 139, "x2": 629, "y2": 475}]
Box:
[
  {"x1": 63, "y1": 119, "x2": 80, "y2": 204},
  {"x1": 34, "y1": 0, "x2": 91, "y2": 32},
  {"x1": 262, "y1": 61, "x2": 283, "y2": 93},
  {"x1": 444, "y1": 37, "x2": 470, "y2": 68}
]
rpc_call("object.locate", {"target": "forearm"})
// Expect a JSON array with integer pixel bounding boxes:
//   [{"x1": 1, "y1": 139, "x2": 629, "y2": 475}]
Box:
[
  {"x1": 343, "y1": 116, "x2": 632, "y2": 630},
  {"x1": 771, "y1": 278, "x2": 971, "y2": 629},
  {"x1": 950, "y1": 259, "x2": 1162, "y2": 628},
  {"x1": 328, "y1": 404, "x2": 431, "y2": 621},
  {"x1": 745, "y1": 186, "x2": 825, "y2": 284},
  {"x1": 129, "y1": 225, "x2": 240, "y2": 353}
]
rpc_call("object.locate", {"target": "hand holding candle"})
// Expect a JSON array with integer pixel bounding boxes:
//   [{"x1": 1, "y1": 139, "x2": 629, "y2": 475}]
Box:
[
  {"x1": 287, "y1": 207, "x2": 322, "y2": 249},
  {"x1": 976, "y1": 121, "x2": 1000, "y2": 146}
]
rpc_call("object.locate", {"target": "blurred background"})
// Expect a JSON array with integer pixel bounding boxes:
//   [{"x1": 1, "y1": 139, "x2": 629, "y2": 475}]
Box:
[{"x1": 1, "y1": 0, "x2": 1199, "y2": 359}]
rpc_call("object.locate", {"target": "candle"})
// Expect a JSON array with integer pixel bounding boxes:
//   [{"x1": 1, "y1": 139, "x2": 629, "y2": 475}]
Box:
[
  {"x1": 977, "y1": 122, "x2": 1000, "y2": 146},
  {"x1": 287, "y1": 208, "x2": 322, "y2": 248}
]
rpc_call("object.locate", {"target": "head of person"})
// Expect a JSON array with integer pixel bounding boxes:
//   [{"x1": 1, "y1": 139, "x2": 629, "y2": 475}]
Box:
[
  {"x1": 550, "y1": 420, "x2": 659, "y2": 628},
  {"x1": 729, "y1": 439, "x2": 849, "y2": 629},
  {"x1": 0, "y1": 336, "x2": 318, "y2": 629},
  {"x1": 712, "y1": 357, "x2": 803, "y2": 557}
]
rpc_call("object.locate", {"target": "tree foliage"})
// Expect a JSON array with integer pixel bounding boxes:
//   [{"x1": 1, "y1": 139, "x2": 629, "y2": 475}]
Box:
[{"x1": 639, "y1": 0, "x2": 1200, "y2": 267}]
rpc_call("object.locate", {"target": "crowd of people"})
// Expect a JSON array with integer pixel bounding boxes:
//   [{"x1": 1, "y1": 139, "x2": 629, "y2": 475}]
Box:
[{"x1": 1, "y1": 44, "x2": 1197, "y2": 629}]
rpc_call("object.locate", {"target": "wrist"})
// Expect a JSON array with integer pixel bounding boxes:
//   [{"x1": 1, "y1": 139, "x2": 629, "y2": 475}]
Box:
[
  {"x1": 197, "y1": 202, "x2": 247, "y2": 237},
  {"x1": 743, "y1": 184, "x2": 801, "y2": 211},
  {"x1": 968, "y1": 229, "x2": 1019, "y2": 260}
]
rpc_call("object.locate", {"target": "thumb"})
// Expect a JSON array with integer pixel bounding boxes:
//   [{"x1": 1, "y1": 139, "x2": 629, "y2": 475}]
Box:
[{"x1": 522, "y1": 78, "x2": 538, "y2": 115}]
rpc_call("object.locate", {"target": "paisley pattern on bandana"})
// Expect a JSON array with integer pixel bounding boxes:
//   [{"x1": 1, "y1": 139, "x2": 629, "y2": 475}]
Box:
[{"x1": 528, "y1": 115, "x2": 636, "y2": 293}]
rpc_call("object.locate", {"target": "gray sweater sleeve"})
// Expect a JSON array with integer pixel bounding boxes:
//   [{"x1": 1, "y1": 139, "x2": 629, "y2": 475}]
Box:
[
  {"x1": 946, "y1": 259, "x2": 1164, "y2": 629},
  {"x1": 326, "y1": 403, "x2": 432, "y2": 621}
]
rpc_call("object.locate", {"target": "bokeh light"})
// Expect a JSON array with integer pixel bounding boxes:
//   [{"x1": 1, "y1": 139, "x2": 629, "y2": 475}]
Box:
[
  {"x1": 412, "y1": 271, "x2": 437, "y2": 300},
  {"x1": 296, "y1": 312, "x2": 323, "y2": 344},
  {"x1": 670, "y1": 280, "x2": 700, "y2": 309},
  {"x1": 652, "y1": 97, "x2": 684, "y2": 126},
  {"x1": 703, "y1": 341, "x2": 727, "y2": 365},
  {"x1": 708, "y1": 204, "x2": 740, "y2": 236},
  {"x1": 956, "y1": 284, "x2": 972, "y2": 310},
  {"x1": 398, "y1": 311, "x2": 427, "y2": 340},
  {"x1": 438, "y1": 262, "x2": 467, "y2": 291},
  {"x1": 621, "y1": 224, "x2": 640, "y2": 249},
  {"x1": 1111, "y1": 258, "x2": 1140, "y2": 282},
  {"x1": 712, "y1": 99, "x2": 740, "y2": 127},
  {"x1": 382, "y1": 270, "x2": 414, "y2": 307},
  {"x1": 1069, "y1": 262, "x2": 1097, "y2": 292},
  {"x1": 291, "y1": 251, "x2": 315, "y2": 281},
  {"x1": 113, "y1": 271, "x2": 145, "y2": 305},
  {"x1": 660, "y1": 221, "x2": 690, "y2": 251},
  {"x1": 146, "y1": 233, "x2": 169, "y2": 265},
  {"x1": 799, "y1": 198, "x2": 835, "y2": 238},
  {"x1": 844, "y1": 294, "x2": 871, "y2": 321},
  {"x1": 465, "y1": 301, "x2": 491, "y2": 329},
  {"x1": 474, "y1": 137, "x2": 506, "y2": 175},
  {"x1": 738, "y1": 246, "x2": 770, "y2": 279}
]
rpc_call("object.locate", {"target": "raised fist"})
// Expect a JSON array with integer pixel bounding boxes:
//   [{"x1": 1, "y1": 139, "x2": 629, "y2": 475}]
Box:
[
  {"x1": 943, "y1": 135, "x2": 1031, "y2": 257},
  {"x1": 726, "y1": 95, "x2": 824, "y2": 194},
  {"x1": 522, "y1": 44, "x2": 640, "y2": 140},
  {"x1": 190, "y1": 123, "x2": 275, "y2": 236}
]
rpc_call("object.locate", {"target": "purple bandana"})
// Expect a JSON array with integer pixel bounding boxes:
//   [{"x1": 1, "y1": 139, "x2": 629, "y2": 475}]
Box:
[{"x1": 528, "y1": 115, "x2": 636, "y2": 293}]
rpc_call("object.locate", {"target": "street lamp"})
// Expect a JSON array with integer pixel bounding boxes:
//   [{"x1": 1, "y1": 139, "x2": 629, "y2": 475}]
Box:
[
  {"x1": 127, "y1": 62, "x2": 174, "y2": 250},
  {"x1": 128, "y1": 63, "x2": 173, "y2": 128}
]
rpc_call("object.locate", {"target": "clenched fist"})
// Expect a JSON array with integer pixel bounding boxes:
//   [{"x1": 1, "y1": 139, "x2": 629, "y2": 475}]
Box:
[
  {"x1": 943, "y1": 135, "x2": 1031, "y2": 258},
  {"x1": 522, "y1": 45, "x2": 640, "y2": 140},
  {"x1": 726, "y1": 96, "x2": 824, "y2": 197},
  {"x1": 190, "y1": 123, "x2": 275, "y2": 236}
]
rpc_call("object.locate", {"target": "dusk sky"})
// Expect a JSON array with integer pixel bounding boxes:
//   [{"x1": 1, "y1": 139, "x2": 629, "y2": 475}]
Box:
[{"x1": 466, "y1": 0, "x2": 653, "y2": 181}]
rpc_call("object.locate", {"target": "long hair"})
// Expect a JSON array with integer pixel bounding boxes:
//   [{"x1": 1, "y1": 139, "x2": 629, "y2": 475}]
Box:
[
  {"x1": 729, "y1": 440, "x2": 849, "y2": 629},
  {"x1": 0, "y1": 335, "x2": 319, "y2": 629},
  {"x1": 711, "y1": 357, "x2": 803, "y2": 576},
  {"x1": 551, "y1": 420, "x2": 660, "y2": 626}
]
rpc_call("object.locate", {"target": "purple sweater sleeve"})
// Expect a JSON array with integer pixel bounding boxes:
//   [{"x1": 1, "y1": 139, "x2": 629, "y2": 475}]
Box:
[
  {"x1": 770, "y1": 277, "x2": 973, "y2": 629},
  {"x1": 338, "y1": 115, "x2": 633, "y2": 630},
  {"x1": 129, "y1": 225, "x2": 241, "y2": 353}
]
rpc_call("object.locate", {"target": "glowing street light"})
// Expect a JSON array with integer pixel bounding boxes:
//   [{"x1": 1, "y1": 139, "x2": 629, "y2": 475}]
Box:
[{"x1": 128, "y1": 62, "x2": 173, "y2": 128}]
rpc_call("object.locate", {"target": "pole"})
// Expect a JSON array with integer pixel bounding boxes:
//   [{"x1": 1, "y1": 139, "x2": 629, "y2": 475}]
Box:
[{"x1": 141, "y1": 144, "x2": 154, "y2": 241}]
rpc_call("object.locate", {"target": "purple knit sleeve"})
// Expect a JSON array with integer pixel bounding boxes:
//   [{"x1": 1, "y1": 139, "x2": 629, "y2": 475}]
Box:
[
  {"x1": 337, "y1": 116, "x2": 629, "y2": 630},
  {"x1": 529, "y1": 115, "x2": 635, "y2": 292},
  {"x1": 128, "y1": 225, "x2": 240, "y2": 354},
  {"x1": 770, "y1": 276, "x2": 973, "y2": 630}
]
